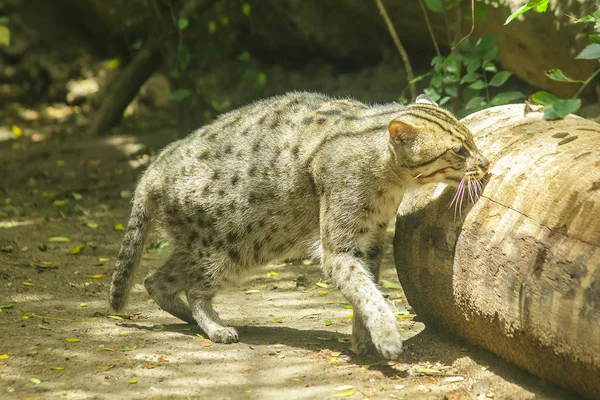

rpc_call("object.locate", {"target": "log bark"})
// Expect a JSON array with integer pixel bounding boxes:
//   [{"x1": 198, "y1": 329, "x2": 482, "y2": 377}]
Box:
[{"x1": 394, "y1": 104, "x2": 600, "y2": 399}]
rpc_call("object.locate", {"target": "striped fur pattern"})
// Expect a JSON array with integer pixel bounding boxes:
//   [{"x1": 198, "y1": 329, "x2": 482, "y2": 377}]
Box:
[{"x1": 109, "y1": 92, "x2": 489, "y2": 359}]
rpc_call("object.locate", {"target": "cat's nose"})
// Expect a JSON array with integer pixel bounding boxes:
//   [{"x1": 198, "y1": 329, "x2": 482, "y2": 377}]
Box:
[{"x1": 478, "y1": 156, "x2": 490, "y2": 172}]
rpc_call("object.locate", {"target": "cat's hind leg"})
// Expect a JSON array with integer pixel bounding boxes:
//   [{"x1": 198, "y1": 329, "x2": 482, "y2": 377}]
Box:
[
  {"x1": 144, "y1": 252, "x2": 195, "y2": 324},
  {"x1": 185, "y1": 264, "x2": 239, "y2": 344}
]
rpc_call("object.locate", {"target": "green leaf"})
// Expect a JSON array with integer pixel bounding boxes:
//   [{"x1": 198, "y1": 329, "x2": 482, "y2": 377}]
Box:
[
  {"x1": 490, "y1": 91, "x2": 525, "y2": 106},
  {"x1": 255, "y1": 72, "x2": 267, "y2": 86},
  {"x1": 430, "y1": 55, "x2": 445, "y2": 67},
  {"x1": 574, "y1": 15, "x2": 596, "y2": 24},
  {"x1": 380, "y1": 279, "x2": 402, "y2": 289},
  {"x1": 72, "y1": 192, "x2": 83, "y2": 201},
  {"x1": 504, "y1": 0, "x2": 548, "y2": 25},
  {"x1": 86, "y1": 221, "x2": 98, "y2": 229},
  {"x1": 114, "y1": 224, "x2": 125, "y2": 231},
  {"x1": 469, "y1": 80, "x2": 488, "y2": 90},
  {"x1": 589, "y1": 34, "x2": 600, "y2": 44},
  {"x1": 531, "y1": 91, "x2": 581, "y2": 119},
  {"x1": 461, "y1": 72, "x2": 481, "y2": 84},
  {"x1": 531, "y1": 91, "x2": 558, "y2": 104},
  {"x1": 178, "y1": 18, "x2": 189, "y2": 30},
  {"x1": 476, "y1": 35, "x2": 499, "y2": 51},
  {"x1": 489, "y1": 71, "x2": 512, "y2": 87},
  {"x1": 315, "y1": 282, "x2": 328, "y2": 288},
  {"x1": 48, "y1": 236, "x2": 70, "y2": 243},
  {"x1": 482, "y1": 61, "x2": 497, "y2": 73},
  {"x1": 324, "y1": 319, "x2": 333, "y2": 326},
  {"x1": 575, "y1": 43, "x2": 600, "y2": 60},
  {"x1": 237, "y1": 50, "x2": 251, "y2": 63},
  {"x1": 535, "y1": 1, "x2": 548, "y2": 12},
  {"x1": 171, "y1": 89, "x2": 191, "y2": 102},
  {"x1": 0, "y1": 25, "x2": 9, "y2": 46},
  {"x1": 439, "y1": 96, "x2": 451, "y2": 106},
  {"x1": 52, "y1": 199, "x2": 69, "y2": 207},
  {"x1": 242, "y1": 3, "x2": 252, "y2": 16},
  {"x1": 31, "y1": 378, "x2": 41, "y2": 384},
  {"x1": 466, "y1": 60, "x2": 480, "y2": 74},
  {"x1": 483, "y1": 47, "x2": 499, "y2": 62},
  {"x1": 430, "y1": 74, "x2": 443, "y2": 88},
  {"x1": 545, "y1": 69, "x2": 584, "y2": 83},
  {"x1": 423, "y1": 88, "x2": 441, "y2": 101},
  {"x1": 465, "y1": 96, "x2": 486, "y2": 110},
  {"x1": 444, "y1": 85, "x2": 458, "y2": 98},
  {"x1": 424, "y1": 0, "x2": 444, "y2": 13},
  {"x1": 0, "y1": 304, "x2": 14, "y2": 309}
]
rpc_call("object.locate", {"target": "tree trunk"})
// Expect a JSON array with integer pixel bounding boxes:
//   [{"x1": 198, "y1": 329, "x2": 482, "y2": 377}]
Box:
[{"x1": 394, "y1": 104, "x2": 600, "y2": 399}]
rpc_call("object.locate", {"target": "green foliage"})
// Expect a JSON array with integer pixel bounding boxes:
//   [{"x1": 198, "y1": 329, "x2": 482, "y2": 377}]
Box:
[
  {"x1": 424, "y1": 0, "x2": 444, "y2": 14},
  {"x1": 415, "y1": 34, "x2": 524, "y2": 116},
  {"x1": 0, "y1": 0, "x2": 8, "y2": 46},
  {"x1": 544, "y1": 69, "x2": 584, "y2": 83},
  {"x1": 531, "y1": 92, "x2": 582, "y2": 120},
  {"x1": 505, "y1": 2, "x2": 600, "y2": 119},
  {"x1": 418, "y1": 1, "x2": 525, "y2": 116},
  {"x1": 504, "y1": 0, "x2": 548, "y2": 25}
]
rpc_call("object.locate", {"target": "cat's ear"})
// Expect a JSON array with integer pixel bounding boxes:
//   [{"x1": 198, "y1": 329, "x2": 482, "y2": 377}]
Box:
[
  {"x1": 415, "y1": 94, "x2": 438, "y2": 106},
  {"x1": 388, "y1": 120, "x2": 416, "y2": 145}
]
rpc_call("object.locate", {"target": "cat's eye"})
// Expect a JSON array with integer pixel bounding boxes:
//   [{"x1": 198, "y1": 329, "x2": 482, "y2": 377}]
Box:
[{"x1": 456, "y1": 146, "x2": 470, "y2": 158}]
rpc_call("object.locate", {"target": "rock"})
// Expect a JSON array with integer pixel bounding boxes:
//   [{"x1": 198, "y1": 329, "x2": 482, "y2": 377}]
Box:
[
  {"x1": 394, "y1": 104, "x2": 600, "y2": 399},
  {"x1": 139, "y1": 74, "x2": 172, "y2": 108}
]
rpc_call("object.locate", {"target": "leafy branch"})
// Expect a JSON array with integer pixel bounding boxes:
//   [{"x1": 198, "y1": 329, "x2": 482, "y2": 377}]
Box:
[{"x1": 506, "y1": 0, "x2": 600, "y2": 119}]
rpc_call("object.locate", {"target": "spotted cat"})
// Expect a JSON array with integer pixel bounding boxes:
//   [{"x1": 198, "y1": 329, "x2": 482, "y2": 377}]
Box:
[{"x1": 110, "y1": 92, "x2": 489, "y2": 359}]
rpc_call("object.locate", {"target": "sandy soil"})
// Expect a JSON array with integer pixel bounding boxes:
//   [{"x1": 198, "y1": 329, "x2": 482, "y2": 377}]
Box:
[{"x1": 0, "y1": 122, "x2": 581, "y2": 400}]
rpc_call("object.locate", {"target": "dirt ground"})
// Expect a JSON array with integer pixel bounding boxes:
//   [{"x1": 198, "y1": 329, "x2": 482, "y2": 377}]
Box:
[{"x1": 0, "y1": 106, "x2": 582, "y2": 400}]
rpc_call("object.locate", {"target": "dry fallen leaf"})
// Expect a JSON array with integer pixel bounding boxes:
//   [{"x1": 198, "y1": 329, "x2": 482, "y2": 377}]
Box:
[
  {"x1": 334, "y1": 385, "x2": 353, "y2": 391},
  {"x1": 332, "y1": 390, "x2": 355, "y2": 397},
  {"x1": 444, "y1": 376, "x2": 465, "y2": 383},
  {"x1": 71, "y1": 244, "x2": 85, "y2": 255}
]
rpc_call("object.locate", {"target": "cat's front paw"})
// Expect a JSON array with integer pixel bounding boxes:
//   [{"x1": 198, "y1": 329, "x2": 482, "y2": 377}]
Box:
[
  {"x1": 208, "y1": 327, "x2": 239, "y2": 344},
  {"x1": 371, "y1": 329, "x2": 403, "y2": 360}
]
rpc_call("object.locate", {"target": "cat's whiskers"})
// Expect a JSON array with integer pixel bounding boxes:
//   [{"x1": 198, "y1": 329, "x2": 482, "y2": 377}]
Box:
[
  {"x1": 414, "y1": 173, "x2": 423, "y2": 179},
  {"x1": 450, "y1": 177, "x2": 466, "y2": 221}
]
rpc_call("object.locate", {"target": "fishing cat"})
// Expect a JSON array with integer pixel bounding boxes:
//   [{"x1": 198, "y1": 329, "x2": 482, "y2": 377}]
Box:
[{"x1": 110, "y1": 92, "x2": 489, "y2": 360}]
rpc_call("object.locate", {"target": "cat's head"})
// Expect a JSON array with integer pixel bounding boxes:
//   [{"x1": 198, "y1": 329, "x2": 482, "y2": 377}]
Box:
[{"x1": 388, "y1": 94, "x2": 489, "y2": 186}]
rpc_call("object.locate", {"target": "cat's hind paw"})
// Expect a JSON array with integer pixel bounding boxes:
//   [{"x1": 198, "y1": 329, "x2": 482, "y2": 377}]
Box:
[{"x1": 208, "y1": 327, "x2": 239, "y2": 344}]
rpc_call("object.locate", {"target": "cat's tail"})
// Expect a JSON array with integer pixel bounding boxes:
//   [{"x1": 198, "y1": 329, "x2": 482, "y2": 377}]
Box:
[{"x1": 109, "y1": 186, "x2": 151, "y2": 312}]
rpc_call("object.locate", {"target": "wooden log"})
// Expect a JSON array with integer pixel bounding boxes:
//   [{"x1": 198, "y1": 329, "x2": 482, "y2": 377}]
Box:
[{"x1": 394, "y1": 104, "x2": 600, "y2": 399}]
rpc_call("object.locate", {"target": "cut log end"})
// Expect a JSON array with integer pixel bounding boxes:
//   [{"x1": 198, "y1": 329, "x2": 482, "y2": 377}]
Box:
[{"x1": 394, "y1": 104, "x2": 600, "y2": 399}]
